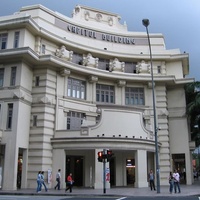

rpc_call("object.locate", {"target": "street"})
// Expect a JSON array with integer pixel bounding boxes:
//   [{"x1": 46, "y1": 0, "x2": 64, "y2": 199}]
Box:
[{"x1": 0, "y1": 195, "x2": 199, "y2": 200}]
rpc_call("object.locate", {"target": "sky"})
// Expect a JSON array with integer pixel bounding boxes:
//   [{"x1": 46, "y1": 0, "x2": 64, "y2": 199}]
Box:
[{"x1": 0, "y1": 0, "x2": 200, "y2": 81}]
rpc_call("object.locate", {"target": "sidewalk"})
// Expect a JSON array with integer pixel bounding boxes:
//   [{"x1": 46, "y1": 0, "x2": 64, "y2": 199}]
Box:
[{"x1": 0, "y1": 181, "x2": 200, "y2": 197}]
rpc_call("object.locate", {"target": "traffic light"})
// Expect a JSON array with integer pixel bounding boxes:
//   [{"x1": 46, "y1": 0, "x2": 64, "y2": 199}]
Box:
[
  {"x1": 107, "y1": 150, "x2": 113, "y2": 162},
  {"x1": 97, "y1": 151, "x2": 103, "y2": 162}
]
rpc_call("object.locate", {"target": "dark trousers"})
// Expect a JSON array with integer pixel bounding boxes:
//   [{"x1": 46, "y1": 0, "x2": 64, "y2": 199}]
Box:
[
  {"x1": 41, "y1": 181, "x2": 48, "y2": 191},
  {"x1": 169, "y1": 180, "x2": 174, "y2": 193},
  {"x1": 65, "y1": 182, "x2": 73, "y2": 193},
  {"x1": 54, "y1": 178, "x2": 60, "y2": 190},
  {"x1": 149, "y1": 180, "x2": 156, "y2": 190},
  {"x1": 174, "y1": 181, "x2": 181, "y2": 193}
]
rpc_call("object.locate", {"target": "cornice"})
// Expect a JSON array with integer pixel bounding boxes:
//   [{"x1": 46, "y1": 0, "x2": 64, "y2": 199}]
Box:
[{"x1": 0, "y1": 48, "x2": 193, "y2": 86}]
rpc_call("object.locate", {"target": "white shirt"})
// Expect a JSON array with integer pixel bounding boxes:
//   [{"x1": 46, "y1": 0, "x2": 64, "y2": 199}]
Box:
[
  {"x1": 56, "y1": 172, "x2": 61, "y2": 179},
  {"x1": 173, "y1": 172, "x2": 180, "y2": 182}
]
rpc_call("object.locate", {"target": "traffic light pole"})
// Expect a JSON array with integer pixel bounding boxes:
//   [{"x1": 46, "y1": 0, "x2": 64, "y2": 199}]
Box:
[
  {"x1": 103, "y1": 148, "x2": 106, "y2": 194},
  {"x1": 97, "y1": 149, "x2": 113, "y2": 194}
]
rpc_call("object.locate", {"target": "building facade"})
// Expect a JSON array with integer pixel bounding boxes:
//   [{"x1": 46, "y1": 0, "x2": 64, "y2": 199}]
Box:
[{"x1": 0, "y1": 4, "x2": 195, "y2": 190}]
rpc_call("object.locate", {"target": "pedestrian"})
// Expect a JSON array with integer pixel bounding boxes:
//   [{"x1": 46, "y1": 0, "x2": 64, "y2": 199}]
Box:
[
  {"x1": 41, "y1": 171, "x2": 48, "y2": 192},
  {"x1": 173, "y1": 169, "x2": 181, "y2": 193},
  {"x1": 168, "y1": 171, "x2": 174, "y2": 194},
  {"x1": 65, "y1": 173, "x2": 74, "y2": 193},
  {"x1": 148, "y1": 169, "x2": 156, "y2": 191},
  {"x1": 36, "y1": 171, "x2": 42, "y2": 193},
  {"x1": 54, "y1": 169, "x2": 61, "y2": 190}
]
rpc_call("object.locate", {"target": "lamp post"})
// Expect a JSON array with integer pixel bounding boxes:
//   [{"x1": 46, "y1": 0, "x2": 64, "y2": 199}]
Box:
[{"x1": 142, "y1": 19, "x2": 160, "y2": 193}]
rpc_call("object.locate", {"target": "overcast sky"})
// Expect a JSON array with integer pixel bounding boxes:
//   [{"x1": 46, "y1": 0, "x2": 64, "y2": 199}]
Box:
[{"x1": 0, "y1": 0, "x2": 199, "y2": 81}]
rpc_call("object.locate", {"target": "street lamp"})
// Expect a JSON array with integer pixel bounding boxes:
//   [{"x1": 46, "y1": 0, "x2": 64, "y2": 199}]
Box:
[{"x1": 142, "y1": 19, "x2": 160, "y2": 193}]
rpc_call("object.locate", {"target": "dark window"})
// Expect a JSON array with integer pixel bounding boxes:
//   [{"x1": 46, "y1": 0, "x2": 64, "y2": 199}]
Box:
[
  {"x1": 33, "y1": 115, "x2": 37, "y2": 127},
  {"x1": 0, "y1": 68, "x2": 4, "y2": 87},
  {"x1": 157, "y1": 66, "x2": 161, "y2": 74},
  {"x1": 67, "y1": 78, "x2": 86, "y2": 99},
  {"x1": 35, "y1": 76, "x2": 40, "y2": 86},
  {"x1": 0, "y1": 33, "x2": 8, "y2": 49},
  {"x1": 7, "y1": 103, "x2": 13, "y2": 129},
  {"x1": 98, "y1": 58, "x2": 110, "y2": 71},
  {"x1": 67, "y1": 111, "x2": 85, "y2": 130},
  {"x1": 10, "y1": 67, "x2": 17, "y2": 86},
  {"x1": 14, "y1": 32, "x2": 20, "y2": 48},
  {"x1": 96, "y1": 84, "x2": 115, "y2": 103},
  {"x1": 41, "y1": 44, "x2": 46, "y2": 54},
  {"x1": 72, "y1": 53, "x2": 83, "y2": 64},
  {"x1": 125, "y1": 87, "x2": 144, "y2": 105},
  {"x1": 124, "y1": 62, "x2": 137, "y2": 74}
]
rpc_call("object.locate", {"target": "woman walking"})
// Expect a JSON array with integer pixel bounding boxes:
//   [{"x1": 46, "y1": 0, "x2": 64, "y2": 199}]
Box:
[
  {"x1": 41, "y1": 171, "x2": 48, "y2": 192},
  {"x1": 65, "y1": 173, "x2": 74, "y2": 193},
  {"x1": 36, "y1": 171, "x2": 42, "y2": 193}
]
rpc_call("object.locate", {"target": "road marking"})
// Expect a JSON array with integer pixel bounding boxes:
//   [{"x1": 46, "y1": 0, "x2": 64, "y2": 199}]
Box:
[
  {"x1": 0, "y1": 196, "x2": 29, "y2": 199},
  {"x1": 116, "y1": 197, "x2": 127, "y2": 200}
]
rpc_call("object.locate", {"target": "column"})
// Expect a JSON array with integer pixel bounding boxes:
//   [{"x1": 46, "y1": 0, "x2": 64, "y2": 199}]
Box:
[
  {"x1": 52, "y1": 149, "x2": 65, "y2": 189},
  {"x1": 135, "y1": 149, "x2": 148, "y2": 187}
]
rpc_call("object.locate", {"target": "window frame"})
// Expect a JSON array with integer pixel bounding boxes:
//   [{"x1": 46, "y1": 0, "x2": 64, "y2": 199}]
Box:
[
  {"x1": 67, "y1": 111, "x2": 85, "y2": 130},
  {"x1": 13, "y1": 31, "x2": 20, "y2": 48},
  {"x1": 10, "y1": 66, "x2": 17, "y2": 86},
  {"x1": 0, "y1": 68, "x2": 4, "y2": 87},
  {"x1": 67, "y1": 78, "x2": 86, "y2": 100},
  {"x1": 125, "y1": 87, "x2": 145, "y2": 105},
  {"x1": 7, "y1": 103, "x2": 13, "y2": 129},
  {"x1": 41, "y1": 44, "x2": 46, "y2": 54},
  {"x1": 0, "y1": 33, "x2": 8, "y2": 49},
  {"x1": 96, "y1": 84, "x2": 115, "y2": 103}
]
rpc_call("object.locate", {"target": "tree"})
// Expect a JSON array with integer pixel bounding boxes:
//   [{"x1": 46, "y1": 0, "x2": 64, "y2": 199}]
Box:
[{"x1": 185, "y1": 81, "x2": 200, "y2": 146}]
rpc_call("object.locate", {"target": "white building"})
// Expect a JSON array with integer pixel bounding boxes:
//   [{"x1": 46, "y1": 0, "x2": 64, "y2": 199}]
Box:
[{"x1": 0, "y1": 4, "x2": 195, "y2": 190}]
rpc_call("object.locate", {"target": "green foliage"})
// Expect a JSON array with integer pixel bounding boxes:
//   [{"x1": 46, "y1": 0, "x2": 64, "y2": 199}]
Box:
[{"x1": 185, "y1": 81, "x2": 200, "y2": 146}]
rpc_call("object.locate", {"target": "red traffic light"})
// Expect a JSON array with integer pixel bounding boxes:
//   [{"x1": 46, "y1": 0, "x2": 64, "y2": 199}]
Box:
[
  {"x1": 107, "y1": 150, "x2": 112, "y2": 155},
  {"x1": 97, "y1": 151, "x2": 103, "y2": 162}
]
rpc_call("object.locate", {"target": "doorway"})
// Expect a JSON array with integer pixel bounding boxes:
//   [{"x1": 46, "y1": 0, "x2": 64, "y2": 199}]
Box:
[
  {"x1": 172, "y1": 153, "x2": 186, "y2": 184},
  {"x1": 0, "y1": 145, "x2": 5, "y2": 189},
  {"x1": 65, "y1": 156, "x2": 83, "y2": 186},
  {"x1": 109, "y1": 157, "x2": 115, "y2": 186},
  {"x1": 17, "y1": 148, "x2": 23, "y2": 189},
  {"x1": 126, "y1": 159, "x2": 135, "y2": 186}
]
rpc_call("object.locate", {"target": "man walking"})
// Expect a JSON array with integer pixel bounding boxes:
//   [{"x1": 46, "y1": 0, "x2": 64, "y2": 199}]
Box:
[{"x1": 54, "y1": 169, "x2": 61, "y2": 190}]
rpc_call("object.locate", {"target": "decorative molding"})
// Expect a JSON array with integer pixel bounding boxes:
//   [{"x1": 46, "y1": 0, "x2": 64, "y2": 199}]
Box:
[
  {"x1": 96, "y1": 13, "x2": 102, "y2": 22},
  {"x1": 136, "y1": 60, "x2": 150, "y2": 74},
  {"x1": 108, "y1": 16, "x2": 113, "y2": 26},
  {"x1": 60, "y1": 68, "x2": 70, "y2": 77},
  {"x1": 88, "y1": 75, "x2": 98, "y2": 83},
  {"x1": 109, "y1": 58, "x2": 125, "y2": 72},
  {"x1": 13, "y1": 91, "x2": 25, "y2": 99},
  {"x1": 81, "y1": 128, "x2": 89, "y2": 135},
  {"x1": 83, "y1": 53, "x2": 99, "y2": 68},
  {"x1": 84, "y1": 11, "x2": 90, "y2": 21},
  {"x1": 147, "y1": 82, "x2": 155, "y2": 89},
  {"x1": 117, "y1": 80, "x2": 126, "y2": 87},
  {"x1": 55, "y1": 45, "x2": 73, "y2": 61}
]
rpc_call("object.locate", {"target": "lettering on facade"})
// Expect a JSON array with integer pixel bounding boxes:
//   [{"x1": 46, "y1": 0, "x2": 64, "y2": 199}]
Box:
[
  {"x1": 55, "y1": 18, "x2": 147, "y2": 45},
  {"x1": 67, "y1": 24, "x2": 135, "y2": 45}
]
